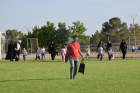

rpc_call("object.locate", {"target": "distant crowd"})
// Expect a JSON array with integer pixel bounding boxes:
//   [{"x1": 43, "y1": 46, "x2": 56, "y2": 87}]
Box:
[{"x1": 5, "y1": 39, "x2": 130, "y2": 62}]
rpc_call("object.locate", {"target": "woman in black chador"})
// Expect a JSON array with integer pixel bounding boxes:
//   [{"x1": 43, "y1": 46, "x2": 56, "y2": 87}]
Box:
[
  {"x1": 49, "y1": 41, "x2": 57, "y2": 60},
  {"x1": 120, "y1": 39, "x2": 127, "y2": 59},
  {"x1": 5, "y1": 41, "x2": 14, "y2": 61}
]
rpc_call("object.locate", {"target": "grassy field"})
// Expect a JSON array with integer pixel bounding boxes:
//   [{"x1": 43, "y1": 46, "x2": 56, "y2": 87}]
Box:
[{"x1": 0, "y1": 58, "x2": 140, "y2": 93}]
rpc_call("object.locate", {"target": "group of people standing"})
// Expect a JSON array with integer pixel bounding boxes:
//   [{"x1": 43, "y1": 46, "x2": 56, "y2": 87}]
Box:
[
  {"x1": 33, "y1": 41, "x2": 59, "y2": 62},
  {"x1": 5, "y1": 40, "x2": 59, "y2": 62},
  {"x1": 85, "y1": 39, "x2": 127, "y2": 61},
  {"x1": 5, "y1": 40, "x2": 22, "y2": 61},
  {"x1": 85, "y1": 40, "x2": 113, "y2": 61}
]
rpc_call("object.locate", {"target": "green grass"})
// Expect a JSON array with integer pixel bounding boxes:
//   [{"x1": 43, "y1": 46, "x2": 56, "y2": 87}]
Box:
[{"x1": 0, "y1": 58, "x2": 140, "y2": 93}]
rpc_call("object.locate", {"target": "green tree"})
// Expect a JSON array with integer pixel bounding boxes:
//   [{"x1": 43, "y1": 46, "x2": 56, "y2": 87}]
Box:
[
  {"x1": 69, "y1": 21, "x2": 87, "y2": 36},
  {"x1": 55, "y1": 22, "x2": 70, "y2": 45},
  {"x1": 129, "y1": 24, "x2": 140, "y2": 42},
  {"x1": 20, "y1": 34, "x2": 28, "y2": 49},
  {"x1": 100, "y1": 17, "x2": 129, "y2": 43},
  {"x1": 32, "y1": 21, "x2": 56, "y2": 47},
  {"x1": 79, "y1": 35, "x2": 89, "y2": 45},
  {"x1": 5, "y1": 29, "x2": 23, "y2": 43},
  {"x1": 90, "y1": 30, "x2": 100, "y2": 44},
  {"x1": 69, "y1": 21, "x2": 88, "y2": 44}
]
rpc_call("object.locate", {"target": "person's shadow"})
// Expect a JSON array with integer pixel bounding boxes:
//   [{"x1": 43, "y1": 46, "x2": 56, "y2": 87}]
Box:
[{"x1": 0, "y1": 78, "x2": 69, "y2": 82}]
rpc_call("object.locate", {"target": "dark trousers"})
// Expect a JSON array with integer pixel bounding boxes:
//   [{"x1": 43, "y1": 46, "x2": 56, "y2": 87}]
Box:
[
  {"x1": 122, "y1": 50, "x2": 126, "y2": 59},
  {"x1": 10, "y1": 51, "x2": 13, "y2": 61},
  {"x1": 51, "y1": 53, "x2": 56, "y2": 60},
  {"x1": 109, "y1": 55, "x2": 111, "y2": 60},
  {"x1": 123, "y1": 52, "x2": 126, "y2": 59},
  {"x1": 12, "y1": 50, "x2": 20, "y2": 61},
  {"x1": 35, "y1": 56, "x2": 40, "y2": 60},
  {"x1": 132, "y1": 49, "x2": 134, "y2": 52},
  {"x1": 97, "y1": 54, "x2": 100, "y2": 59},
  {"x1": 15, "y1": 51, "x2": 20, "y2": 61},
  {"x1": 108, "y1": 52, "x2": 112, "y2": 60}
]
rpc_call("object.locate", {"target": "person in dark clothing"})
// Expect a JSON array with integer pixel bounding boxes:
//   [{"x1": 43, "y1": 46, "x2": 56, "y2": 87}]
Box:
[
  {"x1": 120, "y1": 39, "x2": 127, "y2": 59},
  {"x1": 106, "y1": 41, "x2": 113, "y2": 60},
  {"x1": 5, "y1": 41, "x2": 14, "y2": 61},
  {"x1": 106, "y1": 41, "x2": 112, "y2": 48},
  {"x1": 97, "y1": 40, "x2": 104, "y2": 59},
  {"x1": 49, "y1": 41, "x2": 57, "y2": 60}
]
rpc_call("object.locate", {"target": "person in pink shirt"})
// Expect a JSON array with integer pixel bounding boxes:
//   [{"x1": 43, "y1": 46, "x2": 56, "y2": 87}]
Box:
[
  {"x1": 65, "y1": 35, "x2": 84, "y2": 79},
  {"x1": 60, "y1": 45, "x2": 67, "y2": 62}
]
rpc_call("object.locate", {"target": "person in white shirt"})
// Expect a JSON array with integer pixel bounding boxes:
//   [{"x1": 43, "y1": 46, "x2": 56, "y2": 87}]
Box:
[
  {"x1": 98, "y1": 44, "x2": 104, "y2": 61},
  {"x1": 131, "y1": 45, "x2": 135, "y2": 52},
  {"x1": 12, "y1": 40, "x2": 22, "y2": 61},
  {"x1": 40, "y1": 46, "x2": 46, "y2": 61},
  {"x1": 22, "y1": 47, "x2": 27, "y2": 61}
]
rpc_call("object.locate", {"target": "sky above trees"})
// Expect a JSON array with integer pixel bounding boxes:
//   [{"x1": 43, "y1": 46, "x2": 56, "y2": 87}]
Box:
[{"x1": 0, "y1": 0, "x2": 140, "y2": 36}]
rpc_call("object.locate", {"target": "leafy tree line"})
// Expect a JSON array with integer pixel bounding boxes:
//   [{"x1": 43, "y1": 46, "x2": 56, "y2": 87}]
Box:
[
  {"x1": 4, "y1": 21, "x2": 88, "y2": 49},
  {"x1": 90, "y1": 17, "x2": 140, "y2": 44}
]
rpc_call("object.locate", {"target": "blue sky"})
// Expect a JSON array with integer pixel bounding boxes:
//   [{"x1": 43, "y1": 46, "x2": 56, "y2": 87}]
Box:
[{"x1": 0, "y1": 0, "x2": 140, "y2": 36}]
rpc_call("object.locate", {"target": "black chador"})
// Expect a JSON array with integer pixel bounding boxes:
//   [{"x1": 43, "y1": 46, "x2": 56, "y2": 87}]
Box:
[
  {"x1": 120, "y1": 39, "x2": 127, "y2": 59},
  {"x1": 5, "y1": 41, "x2": 14, "y2": 61},
  {"x1": 49, "y1": 41, "x2": 57, "y2": 60}
]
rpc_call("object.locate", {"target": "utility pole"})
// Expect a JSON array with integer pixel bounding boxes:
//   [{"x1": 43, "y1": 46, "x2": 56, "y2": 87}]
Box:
[
  {"x1": 130, "y1": 15, "x2": 137, "y2": 46},
  {"x1": 24, "y1": 26, "x2": 34, "y2": 53}
]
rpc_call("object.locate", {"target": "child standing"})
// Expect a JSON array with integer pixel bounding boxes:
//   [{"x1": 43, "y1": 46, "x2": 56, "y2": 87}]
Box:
[
  {"x1": 33, "y1": 47, "x2": 40, "y2": 62},
  {"x1": 22, "y1": 48, "x2": 27, "y2": 61},
  {"x1": 40, "y1": 46, "x2": 46, "y2": 61},
  {"x1": 60, "y1": 45, "x2": 67, "y2": 62},
  {"x1": 86, "y1": 45, "x2": 90, "y2": 60},
  {"x1": 108, "y1": 47, "x2": 113, "y2": 61},
  {"x1": 98, "y1": 44, "x2": 104, "y2": 61}
]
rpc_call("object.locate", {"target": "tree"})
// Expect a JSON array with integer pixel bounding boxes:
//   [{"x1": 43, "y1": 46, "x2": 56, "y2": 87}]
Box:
[
  {"x1": 129, "y1": 24, "x2": 140, "y2": 42},
  {"x1": 69, "y1": 21, "x2": 87, "y2": 36},
  {"x1": 90, "y1": 30, "x2": 100, "y2": 44},
  {"x1": 55, "y1": 22, "x2": 70, "y2": 45},
  {"x1": 3, "y1": 29, "x2": 28, "y2": 49},
  {"x1": 5, "y1": 29, "x2": 23, "y2": 43},
  {"x1": 100, "y1": 17, "x2": 129, "y2": 43},
  {"x1": 69, "y1": 21, "x2": 88, "y2": 44},
  {"x1": 32, "y1": 21, "x2": 56, "y2": 47},
  {"x1": 20, "y1": 34, "x2": 28, "y2": 49}
]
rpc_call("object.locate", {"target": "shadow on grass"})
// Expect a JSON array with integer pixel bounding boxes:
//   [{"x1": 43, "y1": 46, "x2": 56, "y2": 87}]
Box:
[
  {"x1": 0, "y1": 78, "x2": 70, "y2": 82},
  {"x1": 0, "y1": 60, "x2": 64, "y2": 63},
  {"x1": 40, "y1": 61, "x2": 63, "y2": 63}
]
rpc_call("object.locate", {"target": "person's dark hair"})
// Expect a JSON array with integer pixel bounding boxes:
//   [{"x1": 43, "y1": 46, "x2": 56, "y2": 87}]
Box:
[
  {"x1": 41, "y1": 46, "x2": 44, "y2": 48},
  {"x1": 122, "y1": 39, "x2": 125, "y2": 41},
  {"x1": 73, "y1": 35, "x2": 78, "y2": 39},
  {"x1": 99, "y1": 40, "x2": 102, "y2": 44}
]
